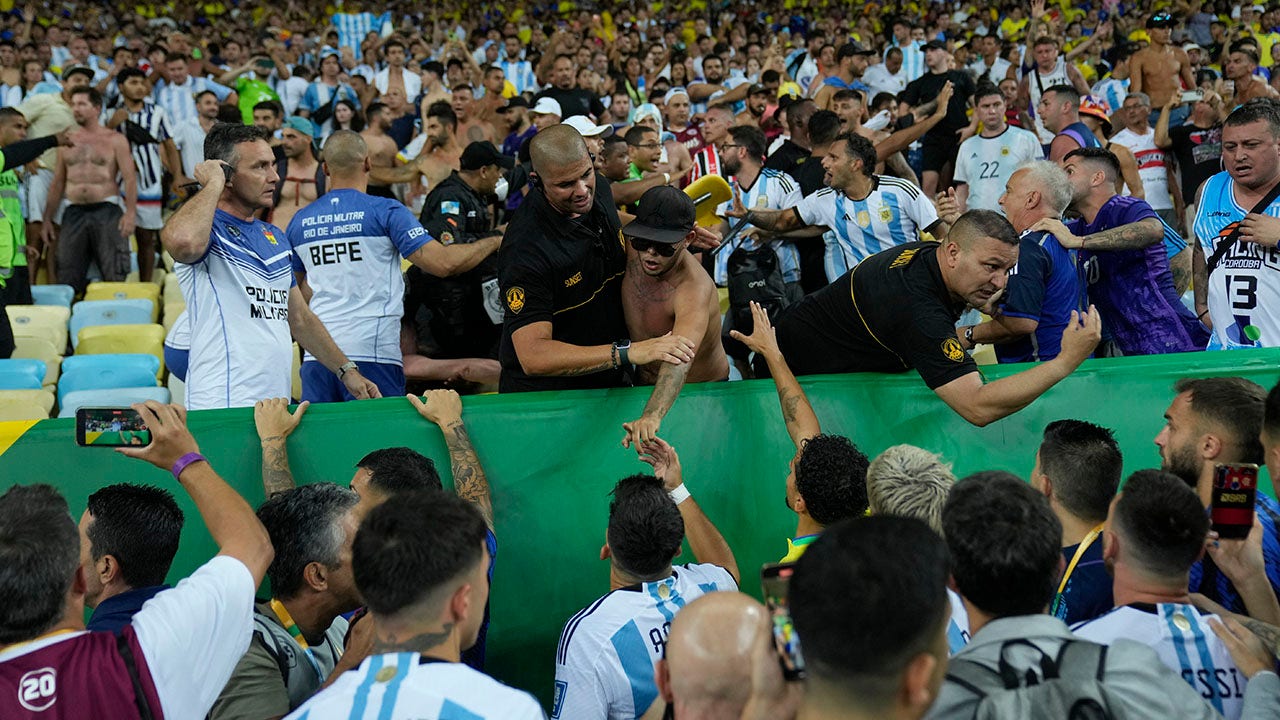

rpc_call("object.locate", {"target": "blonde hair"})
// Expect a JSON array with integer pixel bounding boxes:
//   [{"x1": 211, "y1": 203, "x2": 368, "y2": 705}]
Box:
[{"x1": 866, "y1": 445, "x2": 956, "y2": 534}]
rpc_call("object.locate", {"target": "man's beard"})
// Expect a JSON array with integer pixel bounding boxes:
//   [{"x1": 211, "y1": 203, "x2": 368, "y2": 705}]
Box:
[{"x1": 1161, "y1": 442, "x2": 1203, "y2": 488}]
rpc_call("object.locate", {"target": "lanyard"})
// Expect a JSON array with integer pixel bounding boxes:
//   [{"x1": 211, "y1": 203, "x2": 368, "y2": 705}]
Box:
[
  {"x1": 1050, "y1": 524, "x2": 1104, "y2": 616},
  {"x1": 269, "y1": 599, "x2": 325, "y2": 684}
]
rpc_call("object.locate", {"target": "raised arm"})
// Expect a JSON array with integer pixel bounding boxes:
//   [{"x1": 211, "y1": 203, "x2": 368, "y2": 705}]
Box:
[
  {"x1": 877, "y1": 82, "x2": 955, "y2": 161},
  {"x1": 408, "y1": 390, "x2": 494, "y2": 529},
  {"x1": 120, "y1": 402, "x2": 274, "y2": 585},
  {"x1": 640, "y1": 438, "x2": 739, "y2": 583},
  {"x1": 160, "y1": 159, "x2": 225, "y2": 263},
  {"x1": 729, "y1": 301, "x2": 821, "y2": 447},
  {"x1": 253, "y1": 397, "x2": 309, "y2": 497}
]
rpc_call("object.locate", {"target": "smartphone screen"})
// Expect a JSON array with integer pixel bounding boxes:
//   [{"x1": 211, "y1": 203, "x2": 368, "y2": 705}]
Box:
[
  {"x1": 76, "y1": 407, "x2": 151, "y2": 447},
  {"x1": 761, "y1": 562, "x2": 806, "y2": 681},
  {"x1": 1211, "y1": 463, "x2": 1258, "y2": 540}
]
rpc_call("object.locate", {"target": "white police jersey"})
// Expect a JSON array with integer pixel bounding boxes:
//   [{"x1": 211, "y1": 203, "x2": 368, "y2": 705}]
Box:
[
  {"x1": 1073, "y1": 604, "x2": 1247, "y2": 719},
  {"x1": 285, "y1": 653, "x2": 545, "y2": 720},
  {"x1": 795, "y1": 176, "x2": 939, "y2": 282},
  {"x1": 953, "y1": 126, "x2": 1043, "y2": 212},
  {"x1": 287, "y1": 189, "x2": 432, "y2": 366},
  {"x1": 1192, "y1": 171, "x2": 1280, "y2": 349},
  {"x1": 176, "y1": 210, "x2": 295, "y2": 410},
  {"x1": 553, "y1": 563, "x2": 737, "y2": 720},
  {"x1": 714, "y1": 168, "x2": 804, "y2": 285}
]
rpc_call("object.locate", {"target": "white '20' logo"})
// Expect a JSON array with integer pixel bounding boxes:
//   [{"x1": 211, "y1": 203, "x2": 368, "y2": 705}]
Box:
[{"x1": 18, "y1": 668, "x2": 56, "y2": 712}]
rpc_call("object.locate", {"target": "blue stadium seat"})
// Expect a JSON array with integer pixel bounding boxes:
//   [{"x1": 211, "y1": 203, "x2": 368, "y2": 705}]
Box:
[
  {"x1": 31, "y1": 284, "x2": 75, "y2": 309},
  {"x1": 70, "y1": 300, "x2": 155, "y2": 349},
  {"x1": 57, "y1": 365, "x2": 157, "y2": 406},
  {"x1": 61, "y1": 353, "x2": 161, "y2": 379},
  {"x1": 0, "y1": 359, "x2": 47, "y2": 390},
  {"x1": 59, "y1": 386, "x2": 170, "y2": 418}
]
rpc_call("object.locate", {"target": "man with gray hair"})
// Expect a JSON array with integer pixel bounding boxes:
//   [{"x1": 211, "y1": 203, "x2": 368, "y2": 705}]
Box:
[
  {"x1": 210, "y1": 483, "x2": 362, "y2": 719},
  {"x1": 956, "y1": 161, "x2": 1080, "y2": 363},
  {"x1": 866, "y1": 444, "x2": 956, "y2": 534}
]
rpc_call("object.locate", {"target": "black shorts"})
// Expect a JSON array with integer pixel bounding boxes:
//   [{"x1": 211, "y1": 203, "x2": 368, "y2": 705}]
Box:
[{"x1": 920, "y1": 136, "x2": 960, "y2": 174}]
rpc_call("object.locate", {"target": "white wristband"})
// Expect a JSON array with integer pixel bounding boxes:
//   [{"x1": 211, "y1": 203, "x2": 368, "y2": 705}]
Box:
[
  {"x1": 662, "y1": 172, "x2": 670, "y2": 185},
  {"x1": 668, "y1": 483, "x2": 691, "y2": 505}
]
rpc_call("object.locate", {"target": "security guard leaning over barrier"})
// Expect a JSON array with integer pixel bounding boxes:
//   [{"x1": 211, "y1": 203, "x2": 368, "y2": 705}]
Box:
[
  {"x1": 407, "y1": 141, "x2": 512, "y2": 360},
  {"x1": 767, "y1": 209, "x2": 1104, "y2": 427},
  {"x1": 497, "y1": 125, "x2": 717, "y2": 393}
]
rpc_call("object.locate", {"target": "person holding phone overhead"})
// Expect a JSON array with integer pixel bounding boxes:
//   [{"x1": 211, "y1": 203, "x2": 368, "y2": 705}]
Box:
[{"x1": 161, "y1": 123, "x2": 379, "y2": 409}]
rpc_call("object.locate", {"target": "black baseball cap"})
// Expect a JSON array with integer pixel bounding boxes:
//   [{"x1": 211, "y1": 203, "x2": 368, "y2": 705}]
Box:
[
  {"x1": 923, "y1": 39, "x2": 948, "y2": 52},
  {"x1": 1147, "y1": 12, "x2": 1175, "y2": 28},
  {"x1": 460, "y1": 141, "x2": 515, "y2": 171},
  {"x1": 837, "y1": 41, "x2": 874, "y2": 59},
  {"x1": 496, "y1": 96, "x2": 529, "y2": 113},
  {"x1": 747, "y1": 83, "x2": 769, "y2": 96},
  {"x1": 623, "y1": 186, "x2": 696, "y2": 243}
]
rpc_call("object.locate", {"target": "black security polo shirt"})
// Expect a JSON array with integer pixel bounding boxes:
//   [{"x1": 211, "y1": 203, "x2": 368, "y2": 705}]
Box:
[
  {"x1": 773, "y1": 241, "x2": 977, "y2": 389},
  {"x1": 497, "y1": 176, "x2": 628, "y2": 393}
]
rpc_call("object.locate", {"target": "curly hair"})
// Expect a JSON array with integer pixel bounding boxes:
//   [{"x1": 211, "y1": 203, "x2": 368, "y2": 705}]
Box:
[{"x1": 796, "y1": 434, "x2": 870, "y2": 526}]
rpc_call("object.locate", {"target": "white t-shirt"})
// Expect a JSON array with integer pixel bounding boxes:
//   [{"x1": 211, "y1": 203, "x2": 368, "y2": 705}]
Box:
[
  {"x1": 794, "y1": 176, "x2": 940, "y2": 282},
  {"x1": 176, "y1": 209, "x2": 296, "y2": 409},
  {"x1": 171, "y1": 118, "x2": 208, "y2": 179},
  {"x1": 969, "y1": 57, "x2": 1013, "y2": 85},
  {"x1": 286, "y1": 654, "x2": 545, "y2": 720},
  {"x1": 954, "y1": 126, "x2": 1044, "y2": 212},
  {"x1": 714, "y1": 168, "x2": 804, "y2": 285},
  {"x1": 374, "y1": 67, "x2": 422, "y2": 100},
  {"x1": 863, "y1": 62, "x2": 908, "y2": 100},
  {"x1": 553, "y1": 563, "x2": 737, "y2": 720},
  {"x1": 1024, "y1": 57, "x2": 1072, "y2": 144},
  {"x1": 286, "y1": 189, "x2": 433, "y2": 366},
  {"x1": 1073, "y1": 604, "x2": 1247, "y2": 720},
  {"x1": 1111, "y1": 127, "x2": 1175, "y2": 210},
  {"x1": 0, "y1": 556, "x2": 256, "y2": 720}
]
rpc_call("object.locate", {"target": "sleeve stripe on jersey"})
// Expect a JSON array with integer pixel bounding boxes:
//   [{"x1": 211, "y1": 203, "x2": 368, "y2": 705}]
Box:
[
  {"x1": 556, "y1": 593, "x2": 613, "y2": 664},
  {"x1": 878, "y1": 176, "x2": 922, "y2": 199},
  {"x1": 764, "y1": 168, "x2": 796, "y2": 194}
]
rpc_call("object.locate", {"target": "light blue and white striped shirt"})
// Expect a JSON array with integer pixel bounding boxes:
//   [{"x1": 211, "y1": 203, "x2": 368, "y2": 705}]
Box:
[
  {"x1": 153, "y1": 75, "x2": 232, "y2": 126},
  {"x1": 715, "y1": 168, "x2": 804, "y2": 284},
  {"x1": 496, "y1": 59, "x2": 539, "y2": 95}
]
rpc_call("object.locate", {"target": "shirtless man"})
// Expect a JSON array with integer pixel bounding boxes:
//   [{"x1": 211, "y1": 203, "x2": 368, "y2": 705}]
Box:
[
  {"x1": 372, "y1": 100, "x2": 463, "y2": 203},
  {"x1": 42, "y1": 86, "x2": 136, "y2": 295},
  {"x1": 270, "y1": 116, "x2": 320, "y2": 230},
  {"x1": 1223, "y1": 46, "x2": 1278, "y2": 108},
  {"x1": 736, "y1": 84, "x2": 770, "y2": 128},
  {"x1": 452, "y1": 85, "x2": 497, "y2": 146},
  {"x1": 361, "y1": 103, "x2": 400, "y2": 199},
  {"x1": 621, "y1": 186, "x2": 728, "y2": 449},
  {"x1": 475, "y1": 66, "x2": 508, "y2": 123},
  {"x1": 1129, "y1": 12, "x2": 1196, "y2": 124}
]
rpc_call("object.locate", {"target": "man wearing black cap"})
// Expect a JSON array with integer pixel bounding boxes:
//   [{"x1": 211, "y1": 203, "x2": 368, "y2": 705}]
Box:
[
  {"x1": 899, "y1": 40, "x2": 977, "y2": 197},
  {"x1": 404, "y1": 141, "x2": 512, "y2": 363},
  {"x1": 1131, "y1": 12, "x2": 1196, "y2": 126},
  {"x1": 814, "y1": 42, "x2": 874, "y2": 112},
  {"x1": 498, "y1": 96, "x2": 535, "y2": 158},
  {"x1": 736, "y1": 84, "x2": 771, "y2": 129},
  {"x1": 620, "y1": 186, "x2": 728, "y2": 448}
]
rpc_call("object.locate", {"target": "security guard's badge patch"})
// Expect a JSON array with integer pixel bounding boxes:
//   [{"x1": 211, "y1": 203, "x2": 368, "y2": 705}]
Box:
[
  {"x1": 941, "y1": 338, "x2": 965, "y2": 362},
  {"x1": 506, "y1": 287, "x2": 525, "y2": 313}
]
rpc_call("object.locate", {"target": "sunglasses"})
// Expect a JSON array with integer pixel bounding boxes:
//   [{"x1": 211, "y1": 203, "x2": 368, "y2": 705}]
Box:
[{"x1": 629, "y1": 237, "x2": 679, "y2": 256}]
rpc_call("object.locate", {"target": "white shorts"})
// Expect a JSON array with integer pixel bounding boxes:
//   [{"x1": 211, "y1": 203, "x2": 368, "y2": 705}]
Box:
[
  {"x1": 136, "y1": 200, "x2": 164, "y2": 230},
  {"x1": 21, "y1": 168, "x2": 53, "y2": 223}
]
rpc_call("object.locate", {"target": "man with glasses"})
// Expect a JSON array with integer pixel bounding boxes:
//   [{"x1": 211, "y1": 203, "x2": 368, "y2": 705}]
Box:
[{"x1": 619, "y1": 186, "x2": 728, "y2": 448}]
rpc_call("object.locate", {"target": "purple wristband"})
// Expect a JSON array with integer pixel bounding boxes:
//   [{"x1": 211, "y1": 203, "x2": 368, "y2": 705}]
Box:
[{"x1": 171, "y1": 452, "x2": 208, "y2": 480}]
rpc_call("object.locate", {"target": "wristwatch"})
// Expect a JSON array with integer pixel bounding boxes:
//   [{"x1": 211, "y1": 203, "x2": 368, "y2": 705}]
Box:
[
  {"x1": 615, "y1": 340, "x2": 631, "y2": 367},
  {"x1": 338, "y1": 361, "x2": 358, "y2": 378},
  {"x1": 963, "y1": 326, "x2": 975, "y2": 348}
]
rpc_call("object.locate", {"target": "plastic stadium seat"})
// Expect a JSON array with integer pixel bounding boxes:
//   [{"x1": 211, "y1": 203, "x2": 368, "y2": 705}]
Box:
[
  {"x1": 57, "y1": 365, "x2": 158, "y2": 406},
  {"x1": 162, "y1": 302, "x2": 186, "y2": 334},
  {"x1": 62, "y1": 353, "x2": 161, "y2": 379},
  {"x1": 291, "y1": 342, "x2": 302, "y2": 402},
  {"x1": 59, "y1": 386, "x2": 170, "y2": 418},
  {"x1": 7, "y1": 305, "x2": 70, "y2": 352},
  {"x1": 70, "y1": 299, "x2": 155, "y2": 349},
  {"x1": 0, "y1": 398, "x2": 48, "y2": 421},
  {"x1": 11, "y1": 336, "x2": 62, "y2": 387},
  {"x1": 31, "y1": 284, "x2": 75, "y2": 309},
  {"x1": 163, "y1": 273, "x2": 182, "y2": 305},
  {"x1": 0, "y1": 359, "x2": 46, "y2": 390},
  {"x1": 167, "y1": 373, "x2": 185, "y2": 408},
  {"x1": 84, "y1": 282, "x2": 160, "y2": 321},
  {"x1": 74, "y1": 324, "x2": 166, "y2": 376},
  {"x1": 125, "y1": 267, "x2": 166, "y2": 288},
  {"x1": 0, "y1": 389, "x2": 55, "y2": 414}
]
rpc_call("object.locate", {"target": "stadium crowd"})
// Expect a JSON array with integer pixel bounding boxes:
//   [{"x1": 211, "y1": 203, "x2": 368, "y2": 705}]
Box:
[{"x1": 5, "y1": 0, "x2": 1280, "y2": 718}]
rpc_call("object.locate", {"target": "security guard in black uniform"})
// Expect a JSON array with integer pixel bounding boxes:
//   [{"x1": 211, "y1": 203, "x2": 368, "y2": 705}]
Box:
[{"x1": 406, "y1": 141, "x2": 512, "y2": 360}]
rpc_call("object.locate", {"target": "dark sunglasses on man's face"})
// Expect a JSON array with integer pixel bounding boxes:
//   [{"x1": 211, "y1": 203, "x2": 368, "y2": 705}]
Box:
[{"x1": 629, "y1": 237, "x2": 679, "y2": 256}]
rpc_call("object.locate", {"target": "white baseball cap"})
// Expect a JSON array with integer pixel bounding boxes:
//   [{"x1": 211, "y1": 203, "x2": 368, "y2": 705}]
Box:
[
  {"x1": 562, "y1": 115, "x2": 614, "y2": 138},
  {"x1": 530, "y1": 97, "x2": 563, "y2": 116}
]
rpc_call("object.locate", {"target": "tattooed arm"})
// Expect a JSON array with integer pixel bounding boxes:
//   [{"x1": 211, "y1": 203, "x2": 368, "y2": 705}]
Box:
[
  {"x1": 254, "y1": 398, "x2": 310, "y2": 497},
  {"x1": 728, "y1": 301, "x2": 821, "y2": 448},
  {"x1": 408, "y1": 390, "x2": 493, "y2": 529},
  {"x1": 1029, "y1": 217, "x2": 1165, "y2": 251}
]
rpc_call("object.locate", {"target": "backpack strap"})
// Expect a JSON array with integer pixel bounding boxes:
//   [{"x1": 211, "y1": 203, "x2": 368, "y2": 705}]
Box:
[
  {"x1": 995, "y1": 638, "x2": 1060, "y2": 688},
  {"x1": 1053, "y1": 639, "x2": 1109, "y2": 684},
  {"x1": 944, "y1": 657, "x2": 1002, "y2": 700},
  {"x1": 115, "y1": 632, "x2": 157, "y2": 720},
  {"x1": 252, "y1": 612, "x2": 291, "y2": 684}
]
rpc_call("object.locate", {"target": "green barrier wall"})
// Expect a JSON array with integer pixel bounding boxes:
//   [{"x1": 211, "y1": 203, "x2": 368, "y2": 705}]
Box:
[{"x1": 3, "y1": 349, "x2": 1279, "y2": 706}]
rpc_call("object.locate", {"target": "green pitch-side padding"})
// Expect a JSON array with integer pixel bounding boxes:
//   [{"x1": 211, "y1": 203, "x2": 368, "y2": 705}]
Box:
[{"x1": 2, "y1": 348, "x2": 1278, "y2": 705}]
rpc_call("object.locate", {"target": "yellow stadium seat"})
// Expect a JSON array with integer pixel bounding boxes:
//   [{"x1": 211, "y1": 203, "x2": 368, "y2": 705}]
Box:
[
  {"x1": 291, "y1": 343, "x2": 302, "y2": 402},
  {"x1": 84, "y1": 282, "x2": 161, "y2": 321},
  {"x1": 75, "y1": 324, "x2": 166, "y2": 377},
  {"x1": 163, "y1": 273, "x2": 183, "y2": 305},
  {"x1": 162, "y1": 302, "x2": 186, "y2": 334},
  {"x1": 0, "y1": 389, "x2": 55, "y2": 414},
  {"x1": 161, "y1": 251, "x2": 176, "y2": 273},
  {"x1": 8, "y1": 305, "x2": 70, "y2": 352},
  {"x1": 11, "y1": 336, "x2": 62, "y2": 387},
  {"x1": 0, "y1": 398, "x2": 49, "y2": 421}
]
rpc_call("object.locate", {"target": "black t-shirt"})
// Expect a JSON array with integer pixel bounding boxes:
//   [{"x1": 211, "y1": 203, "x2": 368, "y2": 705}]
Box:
[
  {"x1": 763, "y1": 139, "x2": 811, "y2": 181},
  {"x1": 496, "y1": 175, "x2": 628, "y2": 392},
  {"x1": 535, "y1": 86, "x2": 606, "y2": 119},
  {"x1": 900, "y1": 70, "x2": 977, "y2": 143},
  {"x1": 773, "y1": 241, "x2": 976, "y2": 389},
  {"x1": 1168, "y1": 122, "x2": 1223, "y2": 203}
]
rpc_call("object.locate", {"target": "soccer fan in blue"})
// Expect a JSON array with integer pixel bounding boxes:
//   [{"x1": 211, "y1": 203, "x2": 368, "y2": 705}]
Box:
[
  {"x1": 160, "y1": 123, "x2": 380, "y2": 410},
  {"x1": 1155, "y1": 377, "x2": 1280, "y2": 616},
  {"x1": 286, "y1": 131, "x2": 501, "y2": 402},
  {"x1": 962, "y1": 162, "x2": 1080, "y2": 363}
]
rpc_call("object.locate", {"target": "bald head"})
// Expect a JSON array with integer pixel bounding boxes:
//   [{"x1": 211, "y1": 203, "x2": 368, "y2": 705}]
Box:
[
  {"x1": 661, "y1": 593, "x2": 769, "y2": 719},
  {"x1": 530, "y1": 124, "x2": 590, "y2": 175},
  {"x1": 321, "y1": 130, "x2": 369, "y2": 175}
]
